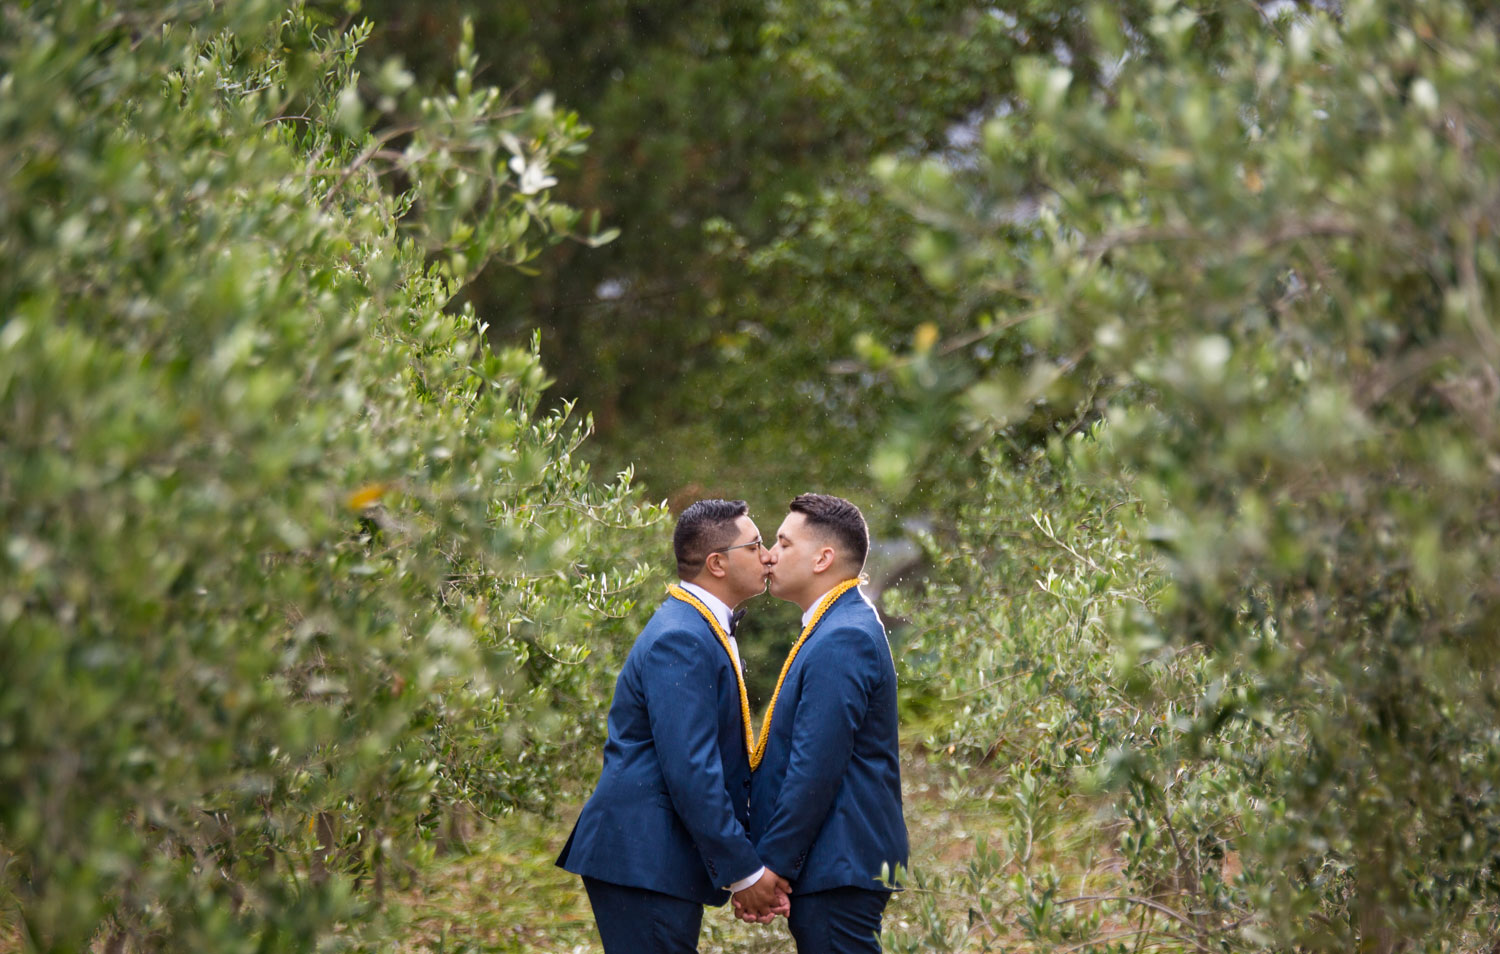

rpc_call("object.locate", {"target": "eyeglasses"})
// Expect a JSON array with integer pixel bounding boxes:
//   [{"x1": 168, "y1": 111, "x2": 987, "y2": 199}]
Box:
[{"x1": 710, "y1": 537, "x2": 763, "y2": 558}]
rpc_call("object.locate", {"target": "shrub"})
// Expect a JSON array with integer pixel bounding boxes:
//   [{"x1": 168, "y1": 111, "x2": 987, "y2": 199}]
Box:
[{"x1": 0, "y1": 3, "x2": 653, "y2": 950}]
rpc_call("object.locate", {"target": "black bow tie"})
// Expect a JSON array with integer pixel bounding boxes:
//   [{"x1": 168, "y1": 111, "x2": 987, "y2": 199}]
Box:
[{"x1": 729, "y1": 608, "x2": 747, "y2": 637}]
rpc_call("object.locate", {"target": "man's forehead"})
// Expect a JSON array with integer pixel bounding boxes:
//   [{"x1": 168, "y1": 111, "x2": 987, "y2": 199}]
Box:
[{"x1": 775, "y1": 512, "x2": 809, "y2": 538}]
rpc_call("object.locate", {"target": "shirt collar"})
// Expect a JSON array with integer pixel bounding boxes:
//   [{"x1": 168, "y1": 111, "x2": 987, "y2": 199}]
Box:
[
  {"x1": 800, "y1": 581, "x2": 867, "y2": 629},
  {"x1": 678, "y1": 580, "x2": 733, "y2": 634}
]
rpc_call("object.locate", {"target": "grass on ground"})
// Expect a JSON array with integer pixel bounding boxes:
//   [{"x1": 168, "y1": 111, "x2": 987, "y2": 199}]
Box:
[{"x1": 391, "y1": 747, "x2": 1130, "y2": 954}]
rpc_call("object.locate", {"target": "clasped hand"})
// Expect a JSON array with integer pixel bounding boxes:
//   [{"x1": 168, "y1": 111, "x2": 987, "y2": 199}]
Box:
[{"x1": 731, "y1": 868, "x2": 791, "y2": 924}]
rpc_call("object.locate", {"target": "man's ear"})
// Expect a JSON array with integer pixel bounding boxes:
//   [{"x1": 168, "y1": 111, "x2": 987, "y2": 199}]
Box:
[
  {"x1": 705, "y1": 552, "x2": 728, "y2": 579},
  {"x1": 812, "y1": 545, "x2": 837, "y2": 573}
]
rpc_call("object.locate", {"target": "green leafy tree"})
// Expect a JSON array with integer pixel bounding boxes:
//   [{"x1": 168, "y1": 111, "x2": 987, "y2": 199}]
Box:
[
  {"x1": 354, "y1": 0, "x2": 1174, "y2": 509},
  {"x1": 880, "y1": 0, "x2": 1500, "y2": 948},
  {"x1": 0, "y1": 3, "x2": 652, "y2": 951}
]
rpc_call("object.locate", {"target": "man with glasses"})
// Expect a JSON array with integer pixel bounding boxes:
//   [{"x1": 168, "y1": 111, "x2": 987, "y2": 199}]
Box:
[{"x1": 557, "y1": 499, "x2": 791, "y2": 953}]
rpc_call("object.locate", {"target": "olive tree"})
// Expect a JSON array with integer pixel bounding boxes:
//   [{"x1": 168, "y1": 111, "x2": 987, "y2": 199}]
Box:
[
  {"x1": 0, "y1": 3, "x2": 653, "y2": 951},
  {"x1": 879, "y1": 0, "x2": 1500, "y2": 949}
]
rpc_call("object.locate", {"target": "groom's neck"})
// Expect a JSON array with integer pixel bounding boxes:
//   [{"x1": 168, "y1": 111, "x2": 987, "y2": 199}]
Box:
[
  {"x1": 683, "y1": 574, "x2": 740, "y2": 610},
  {"x1": 797, "y1": 574, "x2": 858, "y2": 614}
]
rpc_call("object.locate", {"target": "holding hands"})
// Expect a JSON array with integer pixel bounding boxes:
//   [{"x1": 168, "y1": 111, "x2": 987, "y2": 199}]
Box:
[{"x1": 731, "y1": 868, "x2": 791, "y2": 924}]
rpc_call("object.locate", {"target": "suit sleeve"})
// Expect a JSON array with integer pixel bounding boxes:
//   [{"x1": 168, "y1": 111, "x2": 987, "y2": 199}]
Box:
[
  {"x1": 755, "y1": 625, "x2": 877, "y2": 879},
  {"x1": 642, "y1": 627, "x2": 764, "y2": 887}
]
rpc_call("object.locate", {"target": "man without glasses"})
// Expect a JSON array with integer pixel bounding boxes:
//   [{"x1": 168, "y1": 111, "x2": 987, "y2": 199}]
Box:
[
  {"x1": 557, "y1": 499, "x2": 790, "y2": 952},
  {"x1": 740, "y1": 493, "x2": 909, "y2": 953}
]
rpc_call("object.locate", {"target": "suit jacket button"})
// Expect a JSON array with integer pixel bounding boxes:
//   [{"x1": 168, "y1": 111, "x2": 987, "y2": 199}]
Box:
[{"x1": 743, "y1": 779, "x2": 751, "y2": 789}]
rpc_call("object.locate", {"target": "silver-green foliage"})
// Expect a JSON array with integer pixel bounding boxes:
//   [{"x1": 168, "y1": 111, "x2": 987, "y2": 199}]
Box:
[
  {"x1": 881, "y1": 0, "x2": 1500, "y2": 949},
  {"x1": 889, "y1": 444, "x2": 1283, "y2": 953},
  {"x1": 0, "y1": 3, "x2": 654, "y2": 951}
]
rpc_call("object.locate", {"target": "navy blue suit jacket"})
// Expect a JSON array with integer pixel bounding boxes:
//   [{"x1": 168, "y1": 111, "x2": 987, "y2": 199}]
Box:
[
  {"x1": 557, "y1": 594, "x2": 762, "y2": 905},
  {"x1": 749, "y1": 587, "x2": 908, "y2": 894}
]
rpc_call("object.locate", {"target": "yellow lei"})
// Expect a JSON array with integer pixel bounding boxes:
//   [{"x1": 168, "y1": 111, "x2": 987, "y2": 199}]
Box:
[
  {"x1": 748, "y1": 577, "x2": 861, "y2": 769},
  {"x1": 667, "y1": 584, "x2": 756, "y2": 759},
  {"x1": 667, "y1": 578, "x2": 861, "y2": 770}
]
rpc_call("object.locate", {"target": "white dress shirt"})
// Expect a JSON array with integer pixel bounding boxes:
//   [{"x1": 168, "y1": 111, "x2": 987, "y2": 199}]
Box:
[
  {"x1": 675, "y1": 581, "x2": 763, "y2": 893},
  {"x1": 678, "y1": 580, "x2": 742, "y2": 671}
]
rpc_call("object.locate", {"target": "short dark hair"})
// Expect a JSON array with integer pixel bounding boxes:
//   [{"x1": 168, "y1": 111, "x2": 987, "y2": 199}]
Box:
[
  {"x1": 674, "y1": 499, "x2": 749, "y2": 578},
  {"x1": 789, "y1": 493, "x2": 868, "y2": 571}
]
